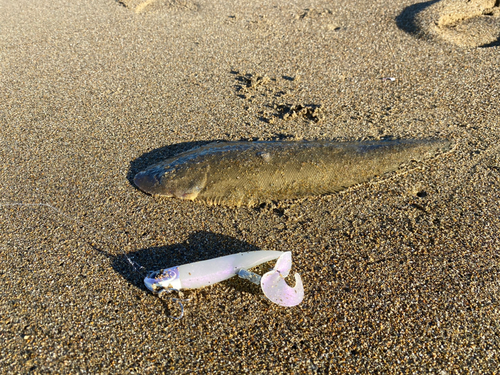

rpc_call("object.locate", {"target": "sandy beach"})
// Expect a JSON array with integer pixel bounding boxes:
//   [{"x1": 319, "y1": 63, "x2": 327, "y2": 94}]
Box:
[{"x1": 1, "y1": 0, "x2": 499, "y2": 372}]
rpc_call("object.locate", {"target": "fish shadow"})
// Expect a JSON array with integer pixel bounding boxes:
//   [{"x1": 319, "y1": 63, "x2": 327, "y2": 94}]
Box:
[{"x1": 109, "y1": 231, "x2": 266, "y2": 295}]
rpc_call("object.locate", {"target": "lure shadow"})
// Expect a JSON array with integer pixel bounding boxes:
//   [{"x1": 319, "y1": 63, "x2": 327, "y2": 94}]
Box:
[{"x1": 110, "y1": 231, "x2": 266, "y2": 294}]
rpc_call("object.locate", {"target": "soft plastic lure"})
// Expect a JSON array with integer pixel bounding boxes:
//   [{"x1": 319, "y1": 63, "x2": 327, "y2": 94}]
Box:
[{"x1": 144, "y1": 250, "x2": 304, "y2": 318}]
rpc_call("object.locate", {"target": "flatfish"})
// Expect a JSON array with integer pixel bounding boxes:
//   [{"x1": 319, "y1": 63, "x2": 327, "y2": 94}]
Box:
[{"x1": 134, "y1": 139, "x2": 451, "y2": 207}]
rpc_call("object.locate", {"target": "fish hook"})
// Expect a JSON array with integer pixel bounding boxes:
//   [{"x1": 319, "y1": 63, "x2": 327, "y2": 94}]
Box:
[{"x1": 154, "y1": 285, "x2": 190, "y2": 320}]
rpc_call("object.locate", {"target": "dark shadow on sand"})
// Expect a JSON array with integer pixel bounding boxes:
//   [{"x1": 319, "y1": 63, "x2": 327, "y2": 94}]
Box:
[
  {"x1": 480, "y1": 37, "x2": 500, "y2": 48},
  {"x1": 109, "y1": 231, "x2": 264, "y2": 293},
  {"x1": 396, "y1": 0, "x2": 500, "y2": 48},
  {"x1": 396, "y1": 0, "x2": 440, "y2": 35}
]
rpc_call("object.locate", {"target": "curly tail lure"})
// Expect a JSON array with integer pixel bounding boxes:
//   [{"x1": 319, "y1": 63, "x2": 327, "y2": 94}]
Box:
[{"x1": 144, "y1": 251, "x2": 304, "y2": 319}]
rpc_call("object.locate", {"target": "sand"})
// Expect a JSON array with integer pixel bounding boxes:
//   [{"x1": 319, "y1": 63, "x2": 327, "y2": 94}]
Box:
[{"x1": 1, "y1": 0, "x2": 499, "y2": 373}]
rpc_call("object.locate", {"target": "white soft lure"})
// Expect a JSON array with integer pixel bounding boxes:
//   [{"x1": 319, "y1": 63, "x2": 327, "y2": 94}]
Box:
[
  {"x1": 259, "y1": 252, "x2": 304, "y2": 307},
  {"x1": 0, "y1": 204, "x2": 304, "y2": 319},
  {"x1": 144, "y1": 251, "x2": 304, "y2": 317}
]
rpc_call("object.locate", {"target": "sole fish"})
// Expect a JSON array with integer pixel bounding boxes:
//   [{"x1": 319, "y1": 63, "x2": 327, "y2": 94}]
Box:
[{"x1": 134, "y1": 139, "x2": 451, "y2": 207}]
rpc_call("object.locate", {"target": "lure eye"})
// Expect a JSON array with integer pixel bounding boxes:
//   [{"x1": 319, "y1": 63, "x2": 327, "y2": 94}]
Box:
[
  {"x1": 144, "y1": 267, "x2": 181, "y2": 292},
  {"x1": 260, "y1": 252, "x2": 304, "y2": 307}
]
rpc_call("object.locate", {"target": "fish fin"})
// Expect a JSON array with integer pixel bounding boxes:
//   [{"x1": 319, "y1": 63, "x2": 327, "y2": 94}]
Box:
[
  {"x1": 199, "y1": 194, "x2": 261, "y2": 207},
  {"x1": 293, "y1": 185, "x2": 347, "y2": 198},
  {"x1": 180, "y1": 191, "x2": 200, "y2": 201}
]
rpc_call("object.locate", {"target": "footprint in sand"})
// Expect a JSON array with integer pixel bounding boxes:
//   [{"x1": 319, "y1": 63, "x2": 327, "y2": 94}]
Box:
[
  {"x1": 118, "y1": 0, "x2": 198, "y2": 14},
  {"x1": 397, "y1": 0, "x2": 500, "y2": 47}
]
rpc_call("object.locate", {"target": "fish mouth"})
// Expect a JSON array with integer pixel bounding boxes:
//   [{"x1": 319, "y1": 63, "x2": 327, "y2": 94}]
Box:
[{"x1": 134, "y1": 171, "x2": 169, "y2": 196}]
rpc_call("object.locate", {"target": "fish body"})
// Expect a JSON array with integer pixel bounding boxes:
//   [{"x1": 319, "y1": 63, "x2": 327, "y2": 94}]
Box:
[{"x1": 134, "y1": 139, "x2": 451, "y2": 207}]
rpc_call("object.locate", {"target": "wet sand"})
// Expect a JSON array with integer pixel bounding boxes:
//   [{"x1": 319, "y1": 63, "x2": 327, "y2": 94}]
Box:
[{"x1": 1, "y1": 0, "x2": 499, "y2": 373}]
